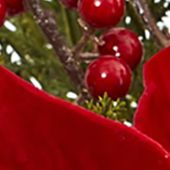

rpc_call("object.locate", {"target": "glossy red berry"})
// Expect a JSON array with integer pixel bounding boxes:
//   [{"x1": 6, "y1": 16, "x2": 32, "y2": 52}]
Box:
[
  {"x1": 60, "y1": 0, "x2": 78, "y2": 9},
  {"x1": 0, "y1": 0, "x2": 7, "y2": 26},
  {"x1": 85, "y1": 55, "x2": 132, "y2": 100},
  {"x1": 5, "y1": 0, "x2": 24, "y2": 16},
  {"x1": 78, "y1": 0, "x2": 124, "y2": 28},
  {"x1": 98, "y1": 28, "x2": 143, "y2": 70}
]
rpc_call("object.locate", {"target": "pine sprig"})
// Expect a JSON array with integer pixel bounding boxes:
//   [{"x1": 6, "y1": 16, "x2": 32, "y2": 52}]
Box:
[{"x1": 85, "y1": 93, "x2": 136, "y2": 123}]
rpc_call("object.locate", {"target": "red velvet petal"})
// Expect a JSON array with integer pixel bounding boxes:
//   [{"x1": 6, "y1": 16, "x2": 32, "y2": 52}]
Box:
[
  {"x1": 0, "y1": 66, "x2": 170, "y2": 169},
  {"x1": 134, "y1": 46, "x2": 170, "y2": 152}
]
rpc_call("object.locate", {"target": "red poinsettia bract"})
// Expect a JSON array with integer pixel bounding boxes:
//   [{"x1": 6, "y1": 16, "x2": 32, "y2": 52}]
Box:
[
  {"x1": 0, "y1": 47, "x2": 170, "y2": 169},
  {"x1": 134, "y1": 46, "x2": 170, "y2": 152}
]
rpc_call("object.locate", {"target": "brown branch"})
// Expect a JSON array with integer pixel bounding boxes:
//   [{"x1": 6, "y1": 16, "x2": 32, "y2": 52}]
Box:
[
  {"x1": 132, "y1": 0, "x2": 170, "y2": 47},
  {"x1": 24, "y1": 0, "x2": 84, "y2": 91}
]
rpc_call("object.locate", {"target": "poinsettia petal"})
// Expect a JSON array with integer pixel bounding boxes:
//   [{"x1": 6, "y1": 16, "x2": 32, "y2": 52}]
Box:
[
  {"x1": 134, "y1": 46, "x2": 170, "y2": 152},
  {"x1": 0, "y1": 66, "x2": 170, "y2": 170}
]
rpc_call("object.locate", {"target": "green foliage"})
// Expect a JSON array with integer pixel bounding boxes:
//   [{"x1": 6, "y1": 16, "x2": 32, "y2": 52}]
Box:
[
  {"x1": 0, "y1": 13, "x2": 75, "y2": 98},
  {"x1": 85, "y1": 93, "x2": 136, "y2": 122}
]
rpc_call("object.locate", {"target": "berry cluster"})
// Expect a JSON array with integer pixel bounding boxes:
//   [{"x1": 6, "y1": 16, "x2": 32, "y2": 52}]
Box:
[
  {"x1": 60, "y1": 0, "x2": 124, "y2": 28},
  {"x1": 0, "y1": 0, "x2": 143, "y2": 101},
  {"x1": 0, "y1": 0, "x2": 24, "y2": 26},
  {"x1": 60, "y1": 0, "x2": 143, "y2": 100}
]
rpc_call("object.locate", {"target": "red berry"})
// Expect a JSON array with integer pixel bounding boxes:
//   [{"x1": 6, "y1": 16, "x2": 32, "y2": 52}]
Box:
[
  {"x1": 85, "y1": 55, "x2": 132, "y2": 100},
  {"x1": 98, "y1": 28, "x2": 143, "y2": 70},
  {"x1": 78, "y1": 0, "x2": 125, "y2": 28},
  {"x1": 60, "y1": 0, "x2": 78, "y2": 9},
  {"x1": 5, "y1": 0, "x2": 24, "y2": 16},
  {"x1": 0, "y1": 0, "x2": 6, "y2": 26}
]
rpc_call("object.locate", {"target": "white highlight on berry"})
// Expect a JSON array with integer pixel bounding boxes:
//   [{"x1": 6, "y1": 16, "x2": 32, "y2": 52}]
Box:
[
  {"x1": 94, "y1": 0, "x2": 101, "y2": 7},
  {"x1": 113, "y1": 46, "x2": 119, "y2": 52},
  {"x1": 112, "y1": 46, "x2": 121, "y2": 58},
  {"x1": 101, "y1": 72, "x2": 107, "y2": 78},
  {"x1": 115, "y1": 53, "x2": 120, "y2": 58}
]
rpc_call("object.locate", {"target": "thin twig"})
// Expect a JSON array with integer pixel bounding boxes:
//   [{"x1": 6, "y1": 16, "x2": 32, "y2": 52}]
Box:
[
  {"x1": 80, "y1": 52, "x2": 99, "y2": 60},
  {"x1": 132, "y1": 0, "x2": 170, "y2": 47},
  {"x1": 72, "y1": 28, "x2": 95, "y2": 60}
]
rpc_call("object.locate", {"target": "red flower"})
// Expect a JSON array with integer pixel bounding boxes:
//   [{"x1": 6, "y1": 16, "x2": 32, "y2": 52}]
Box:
[
  {"x1": 0, "y1": 47, "x2": 170, "y2": 169},
  {"x1": 134, "y1": 46, "x2": 170, "y2": 152}
]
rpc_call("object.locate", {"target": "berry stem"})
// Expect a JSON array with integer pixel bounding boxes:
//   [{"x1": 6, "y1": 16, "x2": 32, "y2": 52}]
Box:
[
  {"x1": 80, "y1": 52, "x2": 99, "y2": 60},
  {"x1": 72, "y1": 25, "x2": 95, "y2": 60}
]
